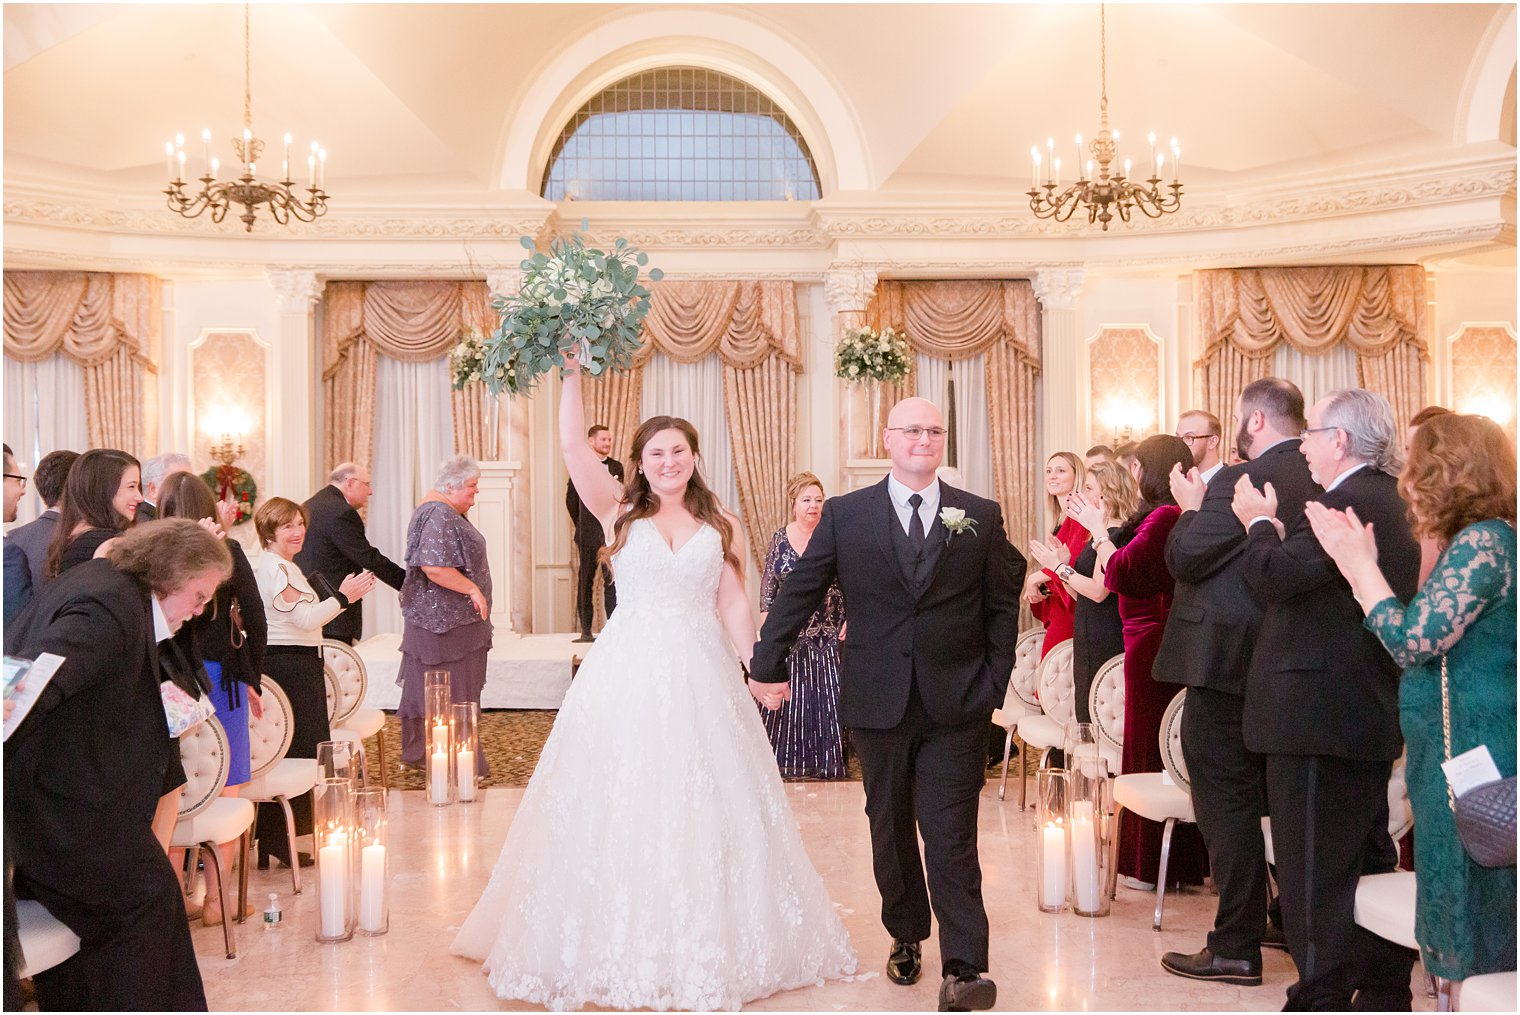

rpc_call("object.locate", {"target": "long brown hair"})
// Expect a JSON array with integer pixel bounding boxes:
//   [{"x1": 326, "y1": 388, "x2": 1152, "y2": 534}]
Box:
[
  {"x1": 46, "y1": 448, "x2": 140, "y2": 579},
  {"x1": 1400, "y1": 413, "x2": 1517, "y2": 543},
  {"x1": 606, "y1": 415, "x2": 740, "y2": 572}
]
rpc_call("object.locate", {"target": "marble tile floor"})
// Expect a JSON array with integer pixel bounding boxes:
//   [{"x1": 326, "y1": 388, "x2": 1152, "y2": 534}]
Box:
[{"x1": 193, "y1": 783, "x2": 1435, "y2": 1012}]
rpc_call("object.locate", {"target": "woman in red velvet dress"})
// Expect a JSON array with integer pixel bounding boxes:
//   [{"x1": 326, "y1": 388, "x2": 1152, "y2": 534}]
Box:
[
  {"x1": 1024, "y1": 451, "x2": 1087, "y2": 658},
  {"x1": 1072, "y1": 434, "x2": 1209, "y2": 889}
]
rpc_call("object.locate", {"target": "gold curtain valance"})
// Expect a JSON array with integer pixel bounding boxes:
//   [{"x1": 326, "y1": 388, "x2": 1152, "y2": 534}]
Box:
[
  {"x1": 1196, "y1": 266, "x2": 1426, "y2": 361},
  {"x1": 323, "y1": 280, "x2": 493, "y2": 379},
  {"x1": 639, "y1": 280, "x2": 802, "y2": 370},
  {"x1": 872, "y1": 280, "x2": 1040, "y2": 364},
  {"x1": 3, "y1": 271, "x2": 159, "y2": 370}
]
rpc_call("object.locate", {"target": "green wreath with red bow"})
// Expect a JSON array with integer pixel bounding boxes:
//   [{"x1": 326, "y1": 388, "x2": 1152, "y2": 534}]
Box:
[{"x1": 200, "y1": 465, "x2": 257, "y2": 525}]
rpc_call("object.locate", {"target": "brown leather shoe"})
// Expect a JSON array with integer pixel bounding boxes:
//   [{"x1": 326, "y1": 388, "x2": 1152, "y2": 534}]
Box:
[{"x1": 938, "y1": 972, "x2": 997, "y2": 1011}]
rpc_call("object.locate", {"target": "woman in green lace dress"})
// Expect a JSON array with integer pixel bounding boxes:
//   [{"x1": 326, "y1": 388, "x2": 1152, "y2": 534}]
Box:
[{"x1": 1307, "y1": 412, "x2": 1516, "y2": 985}]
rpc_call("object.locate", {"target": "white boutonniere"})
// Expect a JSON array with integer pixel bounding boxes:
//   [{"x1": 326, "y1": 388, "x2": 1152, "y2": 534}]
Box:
[{"x1": 940, "y1": 506, "x2": 978, "y2": 538}]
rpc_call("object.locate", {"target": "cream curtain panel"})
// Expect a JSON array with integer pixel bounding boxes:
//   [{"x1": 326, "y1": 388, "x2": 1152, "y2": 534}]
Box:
[
  {"x1": 321, "y1": 281, "x2": 496, "y2": 475},
  {"x1": 1194, "y1": 266, "x2": 1429, "y2": 430},
  {"x1": 3, "y1": 271, "x2": 161, "y2": 456},
  {"x1": 869, "y1": 280, "x2": 1043, "y2": 555}
]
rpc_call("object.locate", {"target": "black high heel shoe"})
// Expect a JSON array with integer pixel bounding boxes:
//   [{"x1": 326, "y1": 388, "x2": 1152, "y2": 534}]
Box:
[{"x1": 256, "y1": 847, "x2": 314, "y2": 870}]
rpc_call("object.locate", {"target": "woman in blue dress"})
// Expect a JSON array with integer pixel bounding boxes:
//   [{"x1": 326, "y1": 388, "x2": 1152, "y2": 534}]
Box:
[{"x1": 756, "y1": 472, "x2": 847, "y2": 779}]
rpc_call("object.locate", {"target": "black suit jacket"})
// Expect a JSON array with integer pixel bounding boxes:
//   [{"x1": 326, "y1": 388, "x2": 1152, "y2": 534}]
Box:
[
  {"x1": 294, "y1": 484, "x2": 406, "y2": 643},
  {"x1": 6, "y1": 509, "x2": 58, "y2": 590},
  {"x1": 1155, "y1": 439, "x2": 1321, "y2": 695},
  {"x1": 1240, "y1": 468, "x2": 1419, "y2": 762},
  {"x1": 751, "y1": 479, "x2": 1025, "y2": 729},
  {"x1": 4, "y1": 560, "x2": 175, "y2": 895},
  {"x1": 566, "y1": 458, "x2": 626, "y2": 549},
  {"x1": 134, "y1": 500, "x2": 157, "y2": 524}
]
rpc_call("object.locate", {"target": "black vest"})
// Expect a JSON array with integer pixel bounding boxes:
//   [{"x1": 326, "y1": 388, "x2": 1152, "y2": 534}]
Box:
[{"x1": 887, "y1": 499, "x2": 947, "y2": 595}]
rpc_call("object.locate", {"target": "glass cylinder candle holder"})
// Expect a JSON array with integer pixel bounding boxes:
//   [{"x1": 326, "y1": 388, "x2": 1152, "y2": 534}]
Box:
[
  {"x1": 1035, "y1": 767, "x2": 1070, "y2": 914},
  {"x1": 354, "y1": 787, "x2": 389, "y2": 936},
  {"x1": 1068, "y1": 757, "x2": 1113, "y2": 917},
  {"x1": 317, "y1": 738, "x2": 360, "y2": 785},
  {"x1": 1063, "y1": 722, "x2": 1102, "y2": 779},
  {"x1": 423, "y1": 670, "x2": 453, "y2": 806},
  {"x1": 313, "y1": 777, "x2": 356, "y2": 943},
  {"x1": 452, "y1": 701, "x2": 480, "y2": 803}
]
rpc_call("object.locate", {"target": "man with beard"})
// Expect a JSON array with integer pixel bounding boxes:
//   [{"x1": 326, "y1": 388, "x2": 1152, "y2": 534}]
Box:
[{"x1": 1156, "y1": 379, "x2": 1320, "y2": 986}]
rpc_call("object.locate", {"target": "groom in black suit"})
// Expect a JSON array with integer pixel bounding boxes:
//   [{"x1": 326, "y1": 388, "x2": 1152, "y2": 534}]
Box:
[{"x1": 751, "y1": 397, "x2": 1024, "y2": 1012}]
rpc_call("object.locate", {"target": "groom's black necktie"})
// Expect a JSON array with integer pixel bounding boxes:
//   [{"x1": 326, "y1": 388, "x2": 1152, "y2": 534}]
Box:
[{"x1": 907, "y1": 493, "x2": 926, "y2": 558}]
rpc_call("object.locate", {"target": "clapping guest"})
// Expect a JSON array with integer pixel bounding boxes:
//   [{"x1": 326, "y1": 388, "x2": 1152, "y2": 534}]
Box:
[
  {"x1": 1235, "y1": 388, "x2": 1421, "y2": 1010},
  {"x1": 1308, "y1": 412, "x2": 1516, "y2": 996},
  {"x1": 295, "y1": 463, "x2": 406, "y2": 645},
  {"x1": 43, "y1": 448, "x2": 142, "y2": 581},
  {"x1": 1031, "y1": 462, "x2": 1137, "y2": 723},
  {"x1": 253, "y1": 497, "x2": 375, "y2": 869},
  {"x1": 1024, "y1": 452, "x2": 1086, "y2": 659},
  {"x1": 1072, "y1": 434, "x2": 1208, "y2": 891},
  {"x1": 757, "y1": 472, "x2": 846, "y2": 780},
  {"x1": 1175, "y1": 410, "x2": 1225, "y2": 484},
  {"x1": 160, "y1": 472, "x2": 268, "y2": 926},
  {"x1": 5, "y1": 519, "x2": 230, "y2": 1010},
  {"x1": 6, "y1": 450, "x2": 79, "y2": 590},
  {"x1": 397, "y1": 456, "x2": 493, "y2": 779}
]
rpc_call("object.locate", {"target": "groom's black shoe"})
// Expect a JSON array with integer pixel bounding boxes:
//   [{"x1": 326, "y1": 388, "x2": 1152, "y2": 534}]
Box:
[
  {"x1": 1160, "y1": 947, "x2": 1262, "y2": 986},
  {"x1": 885, "y1": 940, "x2": 921, "y2": 985},
  {"x1": 938, "y1": 972, "x2": 997, "y2": 1011}
]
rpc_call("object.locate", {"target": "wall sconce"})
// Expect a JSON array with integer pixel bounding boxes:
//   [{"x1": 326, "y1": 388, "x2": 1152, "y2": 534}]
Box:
[
  {"x1": 205, "y1": 406, "x2": 249, "y2": 466},
  {"x1": 1097, "y1": 397, "x2": 1155, "y2": 446},
  {"x1": 1457, "y1": 394, "x2": 1515, "y2": 430}
]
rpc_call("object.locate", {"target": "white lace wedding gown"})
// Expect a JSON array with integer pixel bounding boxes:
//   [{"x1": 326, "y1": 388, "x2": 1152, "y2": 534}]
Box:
[{"x1": 451, "y1": 518, "x2": 858, "y2": 1011}]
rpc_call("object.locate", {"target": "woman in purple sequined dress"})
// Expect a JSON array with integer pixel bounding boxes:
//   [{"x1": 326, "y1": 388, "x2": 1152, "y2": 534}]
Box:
[{"x1": 756, "y1": 472, "x2": 847, "y2": 779}]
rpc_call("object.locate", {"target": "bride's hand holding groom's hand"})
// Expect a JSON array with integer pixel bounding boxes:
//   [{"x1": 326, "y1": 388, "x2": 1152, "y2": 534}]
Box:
[{"x1": 748, "y1": 678, "x2": 791, "y2": 710}]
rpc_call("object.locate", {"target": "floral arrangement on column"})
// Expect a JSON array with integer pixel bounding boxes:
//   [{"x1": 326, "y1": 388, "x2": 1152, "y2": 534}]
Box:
[
  {"x1": 478, "y1": 223, "x2": 663, "y2": 396},
  {"x1": 835, "y1": 326, "x2": 912, "y2": 384},
  {"x1": 448, "y1": 327, "x2": 491, "y2": 391},
  {"x1": 199, "y1": 466, "x2": 257, "y2": 525}
]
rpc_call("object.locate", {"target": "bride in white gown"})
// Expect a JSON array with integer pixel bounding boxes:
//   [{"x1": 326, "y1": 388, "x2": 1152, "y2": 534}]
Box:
[{"x1": 451, "y1": 355, "x2": 857, "y2": 1011}]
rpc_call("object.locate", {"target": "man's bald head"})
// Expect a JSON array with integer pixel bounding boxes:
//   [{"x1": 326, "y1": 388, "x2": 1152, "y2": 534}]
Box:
[{"x1": 883, "y1": 396, "x2": 946, "y2": 488}]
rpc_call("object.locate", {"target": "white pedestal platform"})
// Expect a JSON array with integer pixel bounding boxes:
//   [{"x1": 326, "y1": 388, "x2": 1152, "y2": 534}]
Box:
[{"x1": 354, "y1": 630, "x2": 581, "y2": 710}]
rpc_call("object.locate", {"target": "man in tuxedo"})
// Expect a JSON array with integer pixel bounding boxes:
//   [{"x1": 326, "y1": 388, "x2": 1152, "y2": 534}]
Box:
[
  {"x1": 296, "y1": 462, "x2": 406, "y2": 644},
  {"x1": 1175, "y1": 409, "x2": 1226, "y2": 484},
  {"x1": 135, "y1": 451, "x2": 192, "y2": 523},
  {"x1": 6, "y1": 449, "x2": 78, "y2": 590},
  {"x1": 5, "y1": 519, "x2": 231, "y2": 1011},
  {"x1": 566, "y1": 424, "x2": 623, "y2": 642},
  {"x1": 1234, "y1": 388, "x2": 1420, "y2": 1010},
  {"x1": 1156, "y1": 379, "x2": 1320, "y2": 986},
  {"x1": 751, "y1": 397, "x2": 1024, "y2": 1012}
]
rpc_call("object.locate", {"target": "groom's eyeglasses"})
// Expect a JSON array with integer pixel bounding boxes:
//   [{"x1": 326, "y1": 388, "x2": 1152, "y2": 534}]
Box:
[{"x1": 887, "y1": 426, "x2": 949, "y2": 441}]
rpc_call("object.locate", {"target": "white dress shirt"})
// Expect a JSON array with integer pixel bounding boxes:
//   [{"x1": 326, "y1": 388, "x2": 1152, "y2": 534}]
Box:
[
  {"x1": 151, "y1": 596, "x2": 173, "y2": 643},
  {"x1": 1200, "y1": 462, "x2": 1224, "y2": 486},
  {"x1": 1324, "y1": 461, "x2": 1369, "y2": 493},
  {"x1": 886, "y1": 474, "x2": 941, "y2": 538}
]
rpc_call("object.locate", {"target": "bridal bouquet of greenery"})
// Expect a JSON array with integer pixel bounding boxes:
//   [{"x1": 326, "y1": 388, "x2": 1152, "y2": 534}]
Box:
[
  {"x1": 835, "y1": 326, "x2": 912, "y2": 384},
  {"x1": 480, "y1": 225, "x2": 663, "y2": 396}
]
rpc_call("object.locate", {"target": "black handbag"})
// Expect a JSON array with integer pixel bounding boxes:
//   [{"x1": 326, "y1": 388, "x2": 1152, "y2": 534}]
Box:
[{"x1": 1441, "y1": 656, "x2": 1518, "y2": 869}]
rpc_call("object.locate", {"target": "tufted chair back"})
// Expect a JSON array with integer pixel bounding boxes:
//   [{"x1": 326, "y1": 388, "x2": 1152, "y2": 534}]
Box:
[
  {"x1": 1159, "y1": 689, "x2": 1190, "y2": 791},
  {"x1": 1088, "y1": 653, "x2": 1126, "y2": 753},
  {"x1": 247, "y1": 677, "x2": 295, "y2": 781},
  {"x1": 1009, "y1": 629, "x2": 1045, "y2": 711},
  {"x1": 177, "y1": 716, "x2": 232, "y2": 819},
  {"x1": 1035, "y1": 639, "x2": 1076, "y2": 726},
  {"x1": 322, "y1": 640, "x2": 367, "y2": 724},
  {"x1": 1388, "y1": 751, "x2": 1414, "y2": 841}
]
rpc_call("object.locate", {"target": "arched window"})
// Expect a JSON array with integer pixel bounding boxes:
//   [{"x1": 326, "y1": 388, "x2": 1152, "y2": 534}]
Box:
[{"x1": 541, "y1": 68, "x2": 822, "y2": 201}]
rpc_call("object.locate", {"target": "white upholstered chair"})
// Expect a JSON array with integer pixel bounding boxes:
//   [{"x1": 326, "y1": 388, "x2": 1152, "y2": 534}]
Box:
[
  {"x1": 1011, "y1": 639, "x2": 1075, "y2": 810},
  {"x1": 993, "y1": 629, "x2": 1045, "y2": 801},
  {"x1": 237, "y1": 677, "x2": 319, "y2": 895},
  {"x1": 171, "y1": 716, "x2": 255, "y2": 960},
  {"x1": 1457, "y1": 972, "x2": 1518, "y2": 1011},
  {"x1": 1110, "y1": 688, "x2": 1194, "y2": 931},
  {"x1": 1085, "y1": 651, "x2": 1126, "y2": 775},
  {"x1": 324, "y1": 639, "x2": 388, "y2": 789},
  {"x1": 15, "y1": 900, "x2": 80, "y2": 979}
]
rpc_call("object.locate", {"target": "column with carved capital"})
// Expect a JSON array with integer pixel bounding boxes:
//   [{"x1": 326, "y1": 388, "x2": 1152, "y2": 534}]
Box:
[
  {"x1": 266, "y1": 269, "x2": 323, "y2": 500},
  {"x1": 483, "y1": 266, "x2": 533, "y2": 632},
  {"x1": 823, "y1": 265, "x2": 882, "y2": 470},
  {"x1": 1033, "y1": 267, "x2": 1087, "y2": 468}
]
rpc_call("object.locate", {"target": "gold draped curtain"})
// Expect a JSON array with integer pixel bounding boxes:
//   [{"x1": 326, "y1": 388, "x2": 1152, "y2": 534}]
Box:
[
  {"x1": 1194, "y1": 266, "x2": 1429, "y2": 429},
  {"x1": 596, "y1": 280, "x2": 803, "y2": 570},
  {"x1": 321, "y1": 281, "x2": 496, "y2": 475},
  {"x1": 869, "y1": 280, "x2": 1042, "y2": 556},
  {"x1": 3, "y1": 271, "x2": 161, "y2": 456}
]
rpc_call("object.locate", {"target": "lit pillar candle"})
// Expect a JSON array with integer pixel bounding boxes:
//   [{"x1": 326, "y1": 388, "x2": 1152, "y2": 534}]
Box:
[
  {"x1": 1171, "y1": 139, "x2": 1180, "y2": 183},
  {"x1": 1040, "y1": 820, "x2": 1067, "y2": 909},
  {"x1": 177, "y1": 149, "x2": 187, "y2": 181},
  {"x1": 308, "y1": 154, "x2": 317, "y2": 189},
  {"x1": 318, "y1": 828, "x2": 349, "y2": 938},
  {"x1": 430, "y1": 746, "x2": 449, "y2": 803},
  {"x1": 359, "y1": 843, "x2": 386, "y2": 932},
  {"x1": 457, "y1": 748, "x2": 476, "y2": 801},
  {"x1": 1069, "y1": 801, "x2": 1101, "y2": 912},
  {"x1": 210, "y1": 156, "x2": 220, "y2": 180},
  {"x1": 431, "y1": 719, "x2": 448, "y2": 756}
]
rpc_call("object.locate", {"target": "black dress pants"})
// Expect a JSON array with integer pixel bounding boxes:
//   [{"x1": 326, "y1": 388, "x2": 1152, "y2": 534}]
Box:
[
  {"x1": 1182, "y1": 686, "x2": 1269, "y2": 963},
  {"x1": 257, "y1": 646, "x2": 330, "y2": 864},
  {"x1": 573, "y1": 542, "x2": 616, "y2": 635},
  {"x1": 1265, "y1": 753, "x2": 1416, "y2": 1011},
  {"x1": 851, "y1": 683, "x2": 990, "y2": 977}
]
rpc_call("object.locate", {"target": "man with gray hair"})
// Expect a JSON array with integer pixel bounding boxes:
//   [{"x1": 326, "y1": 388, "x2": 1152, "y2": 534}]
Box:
[
  {"x1": 295, "y1": 462, "x2": 406, "y2": 644},
  {"x1": 135, "y1": 452, "x2": 193, "y2": 522},
  {"x1": 1230, "y1": 388, "x2": 1420, "y2": 1010}
]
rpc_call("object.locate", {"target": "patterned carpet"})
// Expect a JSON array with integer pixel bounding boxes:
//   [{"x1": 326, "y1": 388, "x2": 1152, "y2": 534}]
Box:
[{"x1": 373, "y1": 713, "x2": 1029, "y2": 789}]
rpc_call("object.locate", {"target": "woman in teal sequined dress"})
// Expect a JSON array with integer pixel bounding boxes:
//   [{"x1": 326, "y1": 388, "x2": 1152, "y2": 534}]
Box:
[{"x1": 1308, "y1": 413, "x2": 1516, "y2": 985}]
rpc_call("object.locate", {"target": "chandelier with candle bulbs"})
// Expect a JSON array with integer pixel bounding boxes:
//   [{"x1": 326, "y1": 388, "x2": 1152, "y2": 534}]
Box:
[
  {"x1": 1027, "y1": 4, "x2": 1182, "y2": 231},
  {"x1": 163, "y1": 4, "x2": 329, "y2": 232}
]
